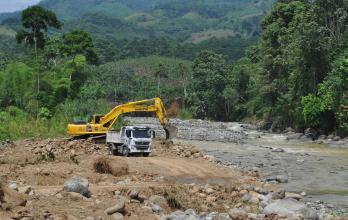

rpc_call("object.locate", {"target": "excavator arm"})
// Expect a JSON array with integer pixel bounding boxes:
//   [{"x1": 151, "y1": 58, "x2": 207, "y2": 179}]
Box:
[{"x1": 67, "y1": 98, "x2": 177, "y2": 139}]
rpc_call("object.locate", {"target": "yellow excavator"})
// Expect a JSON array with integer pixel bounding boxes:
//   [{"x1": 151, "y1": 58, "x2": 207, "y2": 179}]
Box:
[{"x1": 67, "y1": 98, "x2": 177, "y2": 139}]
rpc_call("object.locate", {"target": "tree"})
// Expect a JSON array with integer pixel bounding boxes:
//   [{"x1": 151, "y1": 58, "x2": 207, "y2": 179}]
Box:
[
  {"x1": 62, "y1": 30, "x2": 98, "y2": 65},
  {"x1": 153, "y1": 63, "x2": 168, "y2": 96},
  {"x1": 16, "y1": 6, "x2": 62, "y2": 58},
  {"x1": 192, "y1": 51, "x2": 228, "y2": 120}
]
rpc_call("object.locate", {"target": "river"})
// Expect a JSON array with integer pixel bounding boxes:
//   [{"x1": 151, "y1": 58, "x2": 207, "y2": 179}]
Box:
[{"x1": 179, "y1": 131, "x2": 348, "y2": 211}]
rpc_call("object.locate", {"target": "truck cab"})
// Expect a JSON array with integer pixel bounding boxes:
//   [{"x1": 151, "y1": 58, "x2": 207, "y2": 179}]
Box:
[{"x1": 106, "y1": 126, "x2": 154, "y2": 157}]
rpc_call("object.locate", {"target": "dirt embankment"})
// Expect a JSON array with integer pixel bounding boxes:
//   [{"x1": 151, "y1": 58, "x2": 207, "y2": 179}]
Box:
[{"x1": 0, "y1": 138, "x2": 265, "y2": 220}]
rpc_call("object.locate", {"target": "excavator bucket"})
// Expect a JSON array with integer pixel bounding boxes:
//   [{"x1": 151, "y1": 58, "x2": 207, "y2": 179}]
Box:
[{"x1": 164, "y1": 124, "x2": 178, "y2": 140}]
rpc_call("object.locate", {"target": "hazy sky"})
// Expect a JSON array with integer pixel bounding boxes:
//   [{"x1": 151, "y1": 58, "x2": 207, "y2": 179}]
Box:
[{"x1": 0, "y1": 0, "x2": 41, "y2": 13}]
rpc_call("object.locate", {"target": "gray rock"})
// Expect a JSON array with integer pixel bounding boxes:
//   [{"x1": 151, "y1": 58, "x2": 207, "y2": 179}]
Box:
[
  {"x1": 185, "y1": 209, "x2": 196, "y2": 216},
  {"x1": 272, "y1": 148, "x2": 285, "y2": 153},
  {"x1": 276, "y1": 175, "x2": 288, "y2": 183},
  {"x1": 152, "y1": 204, "x2": 163, "y2": 213},
  {"x1": 255, "y1": 188, "x2": 269, "y2": 195},
  {"x1": 111, "y1": 213, "x2": 124, "y2": 220},
  {"x1": 9, "y1": 182, "x2": 18, "y2": 191},
  {"x1": 63, "y1": 176, "x2": 90, "y2": 197},
  {"x1": 241, "y1": 193, "x2": 252, "y2": 202},
  {"x1": 271, "y1": 189, "x2": 286, "y2": 200},
  {"x1": 228, "y1": 208, "x2": 247, "y2": 220},
  {"x1": 263, "y1": 198, "x2": 318, "y2": 219},
  {"x1": 128, "y1": 189, "x2": 139, "y2": 199},
  {"x1": 333, "y1": 136, "x2": 341, "y2": 141}
]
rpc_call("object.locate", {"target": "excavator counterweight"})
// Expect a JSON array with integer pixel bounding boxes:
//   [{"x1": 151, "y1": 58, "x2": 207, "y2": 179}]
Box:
[{"x1": 67, "y1": 98, "x2": 177, "y2": 140}]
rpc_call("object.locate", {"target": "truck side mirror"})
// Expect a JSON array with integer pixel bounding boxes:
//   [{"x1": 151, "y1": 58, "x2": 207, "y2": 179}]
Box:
[{"x1": 152, "y1": 131, "x2": 156, "y2": 138}]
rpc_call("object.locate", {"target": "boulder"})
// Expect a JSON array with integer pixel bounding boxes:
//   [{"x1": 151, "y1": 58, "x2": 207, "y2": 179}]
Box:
[
  {"x1": 63, "y1": 176, "x2": 90, "y2": 198},
  {"x1": 263, "y1": 198, "x2": 318, "y2": 219}
]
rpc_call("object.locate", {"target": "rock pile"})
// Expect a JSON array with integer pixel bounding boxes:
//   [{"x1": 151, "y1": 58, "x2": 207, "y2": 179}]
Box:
[
  {"x1": 153, "y1": 141, "x2": 204, "y2": 159},
  {"x1": 24, "y1": 138, "x2": 106, "y2": 157},
  {"x1": 125, "y1": 117, "x2": 247, "y2": 143}
]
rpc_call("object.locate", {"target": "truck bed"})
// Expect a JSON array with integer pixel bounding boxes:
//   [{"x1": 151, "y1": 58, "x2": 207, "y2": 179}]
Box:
[{"x1": 106, "y1": 130, "x2": 122, "y2": 143}]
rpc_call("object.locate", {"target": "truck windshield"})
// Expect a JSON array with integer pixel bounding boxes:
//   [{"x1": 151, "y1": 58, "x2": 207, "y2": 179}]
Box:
[{"x1": 132, "y1": 129, "x2": 151, "y2": 138}]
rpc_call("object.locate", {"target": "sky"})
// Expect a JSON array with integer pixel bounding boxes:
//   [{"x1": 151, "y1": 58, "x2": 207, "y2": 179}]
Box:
[{"x1": 0, "y1": 0, "x2": 41, "y2": 13}]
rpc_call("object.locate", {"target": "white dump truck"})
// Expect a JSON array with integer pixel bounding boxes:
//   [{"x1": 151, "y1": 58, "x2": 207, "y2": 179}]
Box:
[{"x1": 106, "y1": 126, "x2": 154, "y2": 156}]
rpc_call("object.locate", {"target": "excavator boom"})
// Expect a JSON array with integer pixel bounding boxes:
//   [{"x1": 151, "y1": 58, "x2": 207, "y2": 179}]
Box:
[{"x1": 67, "y1": 98, "x2": 177, "y2": 139}]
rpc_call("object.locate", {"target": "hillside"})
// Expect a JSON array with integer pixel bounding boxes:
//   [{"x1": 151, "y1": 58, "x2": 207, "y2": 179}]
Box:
[{"x1": 0, "y1": 0, "x2": 274, "y2": 41}]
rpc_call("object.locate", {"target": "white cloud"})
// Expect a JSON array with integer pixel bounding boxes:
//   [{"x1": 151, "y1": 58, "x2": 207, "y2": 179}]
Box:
[{"x1": 0, "y1": 0, "x2": 42, "y2": 13}]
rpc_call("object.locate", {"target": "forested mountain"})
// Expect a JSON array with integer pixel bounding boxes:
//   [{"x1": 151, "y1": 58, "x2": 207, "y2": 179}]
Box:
[
  {"x1": 0, "y1": 0, "x2": 273, "y2": 63},
  {"x1": 0, "y1": 0, "x2": 347, "y2": 140}
]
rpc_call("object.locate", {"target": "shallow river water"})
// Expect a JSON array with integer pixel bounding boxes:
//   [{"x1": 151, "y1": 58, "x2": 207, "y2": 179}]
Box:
[{"x1": 178, "y1": 132, "x2": 348, "y2": 209}]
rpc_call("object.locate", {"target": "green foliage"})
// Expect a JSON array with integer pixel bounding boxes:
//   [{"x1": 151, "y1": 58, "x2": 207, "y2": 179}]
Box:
[
  {"x1": 62, "y1": 30, "x2": 98, "y2": 64},
  {"x1": 192, "y1": 51, "x2": 228, "y2": 120},
  {"x1": 81, "y1": 56, "x2": 192, "y2": 103},
  {"x1": 16, "y1": 6, "x2": 62, "y2": 50}
]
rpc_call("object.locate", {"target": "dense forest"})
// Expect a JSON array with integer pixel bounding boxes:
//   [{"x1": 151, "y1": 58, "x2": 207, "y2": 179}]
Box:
[{"x1": 0, "y1": 0, "x2": 347, "y2": 140}]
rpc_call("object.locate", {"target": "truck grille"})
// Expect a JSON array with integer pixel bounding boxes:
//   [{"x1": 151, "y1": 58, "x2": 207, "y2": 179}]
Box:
[
  {"x1": 135, "y1": 141, "x2": 150, "y2": 146},
  {"x1": 136, "y1": 146, "x2": 149, "y2": 150}
]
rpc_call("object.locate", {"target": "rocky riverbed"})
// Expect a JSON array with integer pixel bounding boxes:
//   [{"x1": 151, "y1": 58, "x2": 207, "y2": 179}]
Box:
[{"x1": 127, "y1": 117, "x2": 348, "y2": 217}]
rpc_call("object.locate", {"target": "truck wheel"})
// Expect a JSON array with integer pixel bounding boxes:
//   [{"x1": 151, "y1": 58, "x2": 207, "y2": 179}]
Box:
[
  {"x1": 122, "y1": 147, "x2": 130, "y2": 157},
  {"x1": 143, "y1": 153, "x2": 150, "y2": 157},
  {"x1": 107, "y1": 144, "x2": 114, "y2": 155}
]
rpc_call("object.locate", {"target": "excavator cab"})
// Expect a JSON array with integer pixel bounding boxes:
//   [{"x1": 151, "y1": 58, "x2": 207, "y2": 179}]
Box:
[{"x1": 88, "y1": 114, "x2": 103, "y2": 124}]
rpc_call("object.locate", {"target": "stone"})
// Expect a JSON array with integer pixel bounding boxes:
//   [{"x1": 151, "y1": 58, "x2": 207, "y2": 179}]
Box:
[
  {"x1": 128, "y1": 189, "x2": 139, "y2": 199},
  {"x1": 151, "y1": 204, "x2": 162, "y2": 213},
  {"x1": 104, "y1": 200, "x2": 126, "y2": 215},
  {"x1": 228, "y1": 208, "x2": 247, "y2": 220},
  {"x1": 255, "y1": 188, "x2": 269, "y2": 195},
  {"x1": 86, "y1": 217, "x2": 96, "y2": 220},
  {"x1": 148, "y1": 195, "x2": 167, "y2": 207},
  {"x1": 9, "y1": 182, "x2": 18, "y2": 191},
  {"x1": 333, "y1": 136, "x2": 341, "y2": 141},
  {"x1": 300, "y1": 192, "x2": 307, "y2": 197},
  {"x1": 185, "y1": 209, "x2": 196, "y2": 216},
  {"x1": 272, "y1": 148, "x2": 285, "y2": 153},
  {"x1": 285, "y1": 192, "x2": 302, "y2": 200},
  {"x1": 205, "y1": 188, "x2": 215, "y2": 194},
  {"x1": 111, "y1": 213, "x2": 124, "y2": 220},
  {"x1": 263, "y1": 198, "x2": 318, "y2": 219},
  {"x1": 271, "y1": 189, "x2": 286, "y2": 200},
  {"x1": 63, "y1": 176, "x2": 90, "y2": 198}
]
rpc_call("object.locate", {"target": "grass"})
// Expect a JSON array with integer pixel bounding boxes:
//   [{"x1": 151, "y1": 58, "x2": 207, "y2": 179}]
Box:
[{"x1": 0, "y1": 116, "x2": 68, "y2": 141}]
